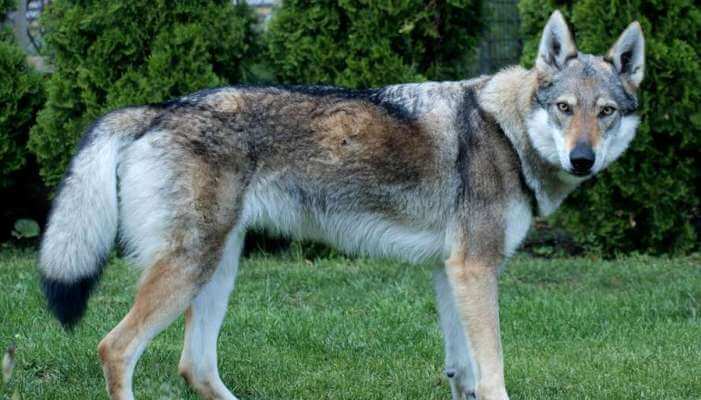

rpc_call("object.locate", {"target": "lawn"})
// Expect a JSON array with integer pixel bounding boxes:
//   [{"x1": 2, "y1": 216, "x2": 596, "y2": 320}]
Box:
[{"x1": 0, "y1": 249, "x2": 699, "y2": 399}]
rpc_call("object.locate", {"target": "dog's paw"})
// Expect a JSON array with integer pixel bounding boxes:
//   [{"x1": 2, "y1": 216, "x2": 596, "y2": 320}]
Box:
[{"x1": 444, "y1": 367, "x2": 475, "y2": 400}]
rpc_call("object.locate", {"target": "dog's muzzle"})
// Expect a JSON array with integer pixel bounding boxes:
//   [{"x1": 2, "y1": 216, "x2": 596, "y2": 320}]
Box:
[{"x1": 569, "y1": 143, "x2": 595, "y2": 176}]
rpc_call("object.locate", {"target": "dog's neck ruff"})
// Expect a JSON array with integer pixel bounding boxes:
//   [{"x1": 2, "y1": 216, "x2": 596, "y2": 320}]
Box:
[
  {"x1": 477, "y1": 67, "x2": 584, "y2": 217},
  {"x1": 458, "y1": 86, "x2": 540, "y2": 217},
  {"x1": 504, "y1": 129, "x2": 540, "y2": 217}
]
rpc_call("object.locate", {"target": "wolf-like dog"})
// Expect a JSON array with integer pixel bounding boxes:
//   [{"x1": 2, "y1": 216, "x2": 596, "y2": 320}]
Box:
[{"x1": 39, "y1": 11, "x2": 644, "y2": 400}]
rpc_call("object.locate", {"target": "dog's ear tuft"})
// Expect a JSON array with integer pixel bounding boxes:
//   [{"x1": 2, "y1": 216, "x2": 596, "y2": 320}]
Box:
[
  {"x1": 607, "y1": 21, "x2": 645, "y2": 89},
  {"x1": 536, "y1": 10, "x2": 577, "y2": 74}
]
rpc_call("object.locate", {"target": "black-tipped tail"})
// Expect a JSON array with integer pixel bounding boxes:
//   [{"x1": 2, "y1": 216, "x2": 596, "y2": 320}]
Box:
[
  {"x1": 41, "y1": 274, "x2": 99, "y2": 329},
  {"x1": 37, "y1": 119, "x2": 124, "y2": 329}
]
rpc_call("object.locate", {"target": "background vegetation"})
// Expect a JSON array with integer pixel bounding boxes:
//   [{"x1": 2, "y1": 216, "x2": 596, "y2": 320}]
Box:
[
  {"x1": 265, "y1": 0, "x2": 481, "y2": 88},
  {"x1": 0, "y1": 0, "x2": 43, "y2": 189},
  {"x1": 1, "y1": 0, "x2": 699, "y2": 254},
  {"x1": 519, "y1": 0, "x2": 701, "y2": 254},
  {"x1": 0, "y1": 0, "x2": 46, "y2": 244},
  {"x1": 1, "y1": 4, "x2": 699, "y2": 398},
  {"x1": 27, "y1": 0, "x2": 259, "y2": 188}
]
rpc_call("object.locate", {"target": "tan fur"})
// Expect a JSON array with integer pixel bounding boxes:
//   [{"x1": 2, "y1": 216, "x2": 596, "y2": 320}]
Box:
[
  {"x1": 102, "y1": 108, "x2": 159, "y2": 135},
  {"x1": 311, "y1": 102, "x2": 434, "y2": 175},
  {"x1": 99, "y1": 160, "x2": 243, "y2": 399},
  {"x1": 479, "y1": 67, "x2": 538, "y2": 137},
  {"x1": 99, "y1": 255, "x2": 218, "y2": 400},
  {"x1": 444, "y1": 244, "x2": 506, "y2": 400},
  {"x1": 201, "y1": 91, "x2": 246, "y2": 113},
  {"x1": 566, "y1": 108, "x2": 601, "y2": 149}
]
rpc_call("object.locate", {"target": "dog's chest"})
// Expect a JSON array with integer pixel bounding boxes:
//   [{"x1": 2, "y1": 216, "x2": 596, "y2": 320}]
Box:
[{"x1": 503, "y1": 199, "x2": 533, "y2": 257}]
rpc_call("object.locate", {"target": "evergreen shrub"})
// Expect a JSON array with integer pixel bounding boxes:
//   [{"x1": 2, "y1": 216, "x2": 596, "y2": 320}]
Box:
[
  {"x1": 266, "y1": 0, "x2": 481, "y2": 88},
  {"x1": 28, "y1": 0, "x2": 259, "y2": 187}
]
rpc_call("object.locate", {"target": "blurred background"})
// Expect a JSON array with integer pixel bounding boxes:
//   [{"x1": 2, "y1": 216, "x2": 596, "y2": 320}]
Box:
[{"x1": 1, "y1": 0, "x2": 699, "y2": 258}]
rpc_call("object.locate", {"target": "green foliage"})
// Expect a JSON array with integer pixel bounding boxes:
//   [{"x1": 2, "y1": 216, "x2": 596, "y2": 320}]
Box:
[
  {"x1": 28, "y1": 0, "x2": 259, "y2": 187},
  {"x1": 0, "y1": 0, "x2": 14, "y2": 18},
  {"x1": 0, "y1": 15, "x2": 44, "y2": 189},
  {"x1": 265, "y1": 0, "x2": 481, "y2": 88},
  {"x1": 0, "y1": 0, "x2": 15, "y2": 41},
  {"x1": 519, "y1": 0, "x2": 701, "y2": 254}
]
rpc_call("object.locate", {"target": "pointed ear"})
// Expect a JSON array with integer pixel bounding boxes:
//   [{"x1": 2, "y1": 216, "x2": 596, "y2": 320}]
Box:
[
  {"x1": 606, "y1": 21, "x2": 645, "y2": 89},
  {"x1": 535, "y1": 11, "x2": 578, "y2": 73}
]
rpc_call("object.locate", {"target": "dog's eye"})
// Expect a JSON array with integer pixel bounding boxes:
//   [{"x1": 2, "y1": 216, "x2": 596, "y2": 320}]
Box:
[
  {"x1": 600, "y1": 106, "x2": 616, "y2": 116},
  {"x1": 556, "y1": 102, "x2": 571, "y2": 113}
]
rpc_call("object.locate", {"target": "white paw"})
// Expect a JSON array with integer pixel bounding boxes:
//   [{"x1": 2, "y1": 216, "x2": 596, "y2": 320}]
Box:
[{"x1": 445, "y1": 367, "x2": 476, "y2": 400}]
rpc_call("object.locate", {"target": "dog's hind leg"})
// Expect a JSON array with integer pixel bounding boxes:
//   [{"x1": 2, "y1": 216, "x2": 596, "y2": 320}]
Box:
[
  {"x1": 98, "y1": 253, "x2": 213, "y2": 400},
  {"x1": 98, "y1": 163, "x2": 246, "y2": 400},
  {"x1": 178, "y1": 228, "x2": 245, "y2": 400},
  {"x1": 433, "y1": 266, "x2": 476, "y2": 400}
]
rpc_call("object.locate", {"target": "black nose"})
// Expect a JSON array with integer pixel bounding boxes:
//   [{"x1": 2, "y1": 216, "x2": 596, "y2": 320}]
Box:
[{"x1": 569, "y1": 144, "x2": 595, "y2": 175}]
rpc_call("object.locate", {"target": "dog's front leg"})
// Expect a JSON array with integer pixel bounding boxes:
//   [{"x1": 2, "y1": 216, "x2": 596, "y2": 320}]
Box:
[
  {"x1": 444, "y1": 246, "x2": 508, "y2": 400},
  {"x1": 433, "y1": 266, "x2": 476, "y2": 400}
]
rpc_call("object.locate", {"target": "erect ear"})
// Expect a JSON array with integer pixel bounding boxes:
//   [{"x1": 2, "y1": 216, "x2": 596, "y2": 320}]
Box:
[
  {"x1": 535, "y1": 11, "x2": 578, "y2": 73},
  {"x1": 606, "y1": 21, "x2": 645, "y2": 89}
]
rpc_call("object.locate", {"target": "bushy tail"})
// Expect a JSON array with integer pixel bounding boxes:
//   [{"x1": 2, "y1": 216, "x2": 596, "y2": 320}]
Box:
[{"x1": 39, "y1": 110, "x2": 149, "y2": 328}]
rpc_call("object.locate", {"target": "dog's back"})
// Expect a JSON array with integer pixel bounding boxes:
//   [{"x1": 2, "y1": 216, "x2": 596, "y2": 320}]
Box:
[{"x1": 37, "y1": 12, "x2": 645, "y2": 399}]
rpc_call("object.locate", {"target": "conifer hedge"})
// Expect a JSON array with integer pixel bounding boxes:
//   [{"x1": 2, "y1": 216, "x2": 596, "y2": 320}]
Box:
[
  {"x1": 519, "y1": 0, "x2": 701, "y2": 254},
  {"x1": 14, "y1": 0, "x2": 699, "y2": 254},
  {"x1": 28, "y1": 0, "x2": 259, "y2": 188},
  {"x1": 265, "y1": 0, "x2": 481, "y2": 88},
  {"x1": 0, "y1": 0, "x2": 44, "y2": 189}
]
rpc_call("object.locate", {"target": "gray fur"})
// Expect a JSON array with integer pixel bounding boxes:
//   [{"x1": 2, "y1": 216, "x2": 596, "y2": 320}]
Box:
[{"x1": 38, "y1": 11, "x2": 644, "y2": 400}]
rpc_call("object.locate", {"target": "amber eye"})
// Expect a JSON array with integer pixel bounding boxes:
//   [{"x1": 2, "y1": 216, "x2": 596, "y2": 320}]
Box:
[
  {"x1": 557, "y1": 102, "x2": 571, "y2": 113},
  {"x1": 600, "y1": 106, "x2": 616, "y2": 116}
]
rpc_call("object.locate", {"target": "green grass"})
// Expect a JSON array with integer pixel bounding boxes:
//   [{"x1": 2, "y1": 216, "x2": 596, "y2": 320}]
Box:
[{"x1": 1, "y1": 249, "x2": 699, "y2": 399}]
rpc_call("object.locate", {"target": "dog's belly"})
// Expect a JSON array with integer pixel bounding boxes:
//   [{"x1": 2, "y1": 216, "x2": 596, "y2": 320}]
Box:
[{"x1": 242, "y1": 185, "x2": 446, "y2": 264}]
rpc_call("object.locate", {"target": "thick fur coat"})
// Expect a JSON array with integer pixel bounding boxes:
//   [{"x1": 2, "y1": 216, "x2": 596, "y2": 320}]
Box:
[{"x1": 38, "y1": 12, "x2": 645, "y2": 400}]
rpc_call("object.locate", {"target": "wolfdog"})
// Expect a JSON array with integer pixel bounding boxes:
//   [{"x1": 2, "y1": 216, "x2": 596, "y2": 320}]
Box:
[{"x1": 38, "y1": 11, "x2": 644, "y2": 400}]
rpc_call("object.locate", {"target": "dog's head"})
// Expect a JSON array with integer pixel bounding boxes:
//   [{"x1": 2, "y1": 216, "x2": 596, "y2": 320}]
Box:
[{"x1": 527, "y1": 11, "x2": 644, "y2": 178}]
